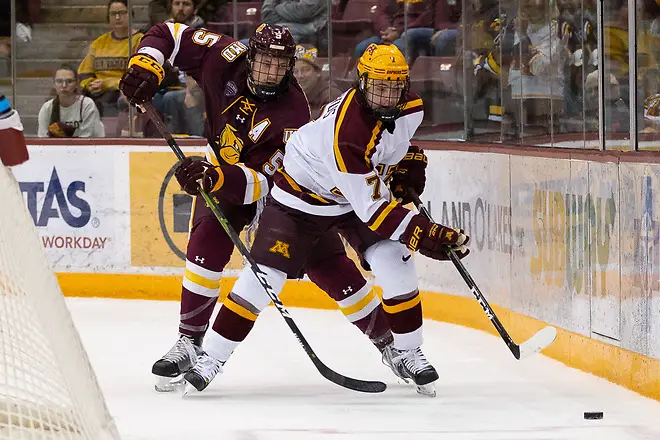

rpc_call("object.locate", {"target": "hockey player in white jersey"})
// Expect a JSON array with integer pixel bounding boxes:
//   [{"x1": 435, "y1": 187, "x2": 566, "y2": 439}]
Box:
[{"x1": 182, "y1": 44, "x2": 470, "y2": 397}]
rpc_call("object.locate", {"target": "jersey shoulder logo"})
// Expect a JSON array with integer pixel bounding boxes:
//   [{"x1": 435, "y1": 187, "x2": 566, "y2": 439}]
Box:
[
  {"x1": 282, "y1": 128, "x2": 297, "y2": 144},
  {"x1": 217, "y1": 123, "x2": 244, "y2": 164},
  {"x1": 221, "y1": 41, "x2": 247, "y2": 62}
]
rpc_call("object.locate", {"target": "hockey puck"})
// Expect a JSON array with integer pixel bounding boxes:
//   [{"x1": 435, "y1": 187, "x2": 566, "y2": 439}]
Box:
[{"x1": 584, "y1": 412, "x2": 603, "y2": 420}]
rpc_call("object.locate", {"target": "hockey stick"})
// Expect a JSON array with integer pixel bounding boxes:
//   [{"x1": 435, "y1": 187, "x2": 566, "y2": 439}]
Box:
[
  {"x1": 411, "y1": 193, "x2": 557, "y2": 360},
  {"x1": 142, "y1": 102, "x2": 386, "y2": 393}
]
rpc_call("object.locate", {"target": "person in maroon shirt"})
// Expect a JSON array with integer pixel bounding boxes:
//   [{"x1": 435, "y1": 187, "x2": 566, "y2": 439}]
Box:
[
  {"x1": 119, "y1": 24, "x2": 395, "y2": 391},
  {"x1": 354, "y1": 0, "x2": 461, "y2": 61}
]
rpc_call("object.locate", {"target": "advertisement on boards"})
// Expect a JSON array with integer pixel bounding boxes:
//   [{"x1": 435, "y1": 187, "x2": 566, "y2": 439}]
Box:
[
  {"x1": 11, "y1": 146, "x2": 121, "y2": 272},
  {"x1": 129, "y1": 149, "x2": 250, "y2": 273},
  {"x1": 130, "y1": 151, "x2": 202, "y2": 268},
  {"x1": 422, "y1": 151, "x2": 512, "y2": 306}
]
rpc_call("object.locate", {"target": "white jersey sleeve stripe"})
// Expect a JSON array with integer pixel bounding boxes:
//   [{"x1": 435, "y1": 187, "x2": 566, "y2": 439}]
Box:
[
  {"x1": 166, "y1": 22, "x2": 188, "y2": 64},
  {"x1": 135, "y1": 46, "x2": 165, "y2": 65},
  {"x1": 237, "y1": 164, "x2": 268, "y2": 204}
]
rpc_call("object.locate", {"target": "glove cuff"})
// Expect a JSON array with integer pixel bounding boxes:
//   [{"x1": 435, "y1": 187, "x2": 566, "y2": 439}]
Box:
[{"x1": 128, "y1": 54, "x2": 165, "y2": 84}]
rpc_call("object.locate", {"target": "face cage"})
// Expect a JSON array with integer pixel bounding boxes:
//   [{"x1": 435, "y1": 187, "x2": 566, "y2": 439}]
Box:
[
  {"x1": 358, "y1": 75, "x2": 409, "y2": 121},
  {"x1": 247, "y1": 47, "x2": 295, "y2": 100}
]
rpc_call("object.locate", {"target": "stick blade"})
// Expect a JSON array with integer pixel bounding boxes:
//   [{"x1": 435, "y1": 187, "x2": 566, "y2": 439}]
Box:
[
  {"x1": 315, "y1": 359, "x2": 387, "y2": 393},
  {"x1": 518, "y1": 326, "x2": 557, "y2": 360}
]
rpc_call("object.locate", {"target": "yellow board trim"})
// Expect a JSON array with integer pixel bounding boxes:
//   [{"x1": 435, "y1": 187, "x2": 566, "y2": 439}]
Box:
[
  {"x1": 369, "y1": 200, "x2": 398, "y2": 232},
  {"x1": 333, "y1": 89, "x2": 357, "y2": 173},
  {"x1": 340, "y1": 289, "x2": 376, "y2": 317},
  {"x1": 223, "y1": 297, "x2": 258, "y2": 321},
  {"x1": 56, "y1": 272, "x2": 660, "y2": 403},
  {"x1": 184, "y1": 269, "x2": 220, "y2": 290},
  {"x1": 382, "y1": 294, "x2": 421, "y2": 314}
]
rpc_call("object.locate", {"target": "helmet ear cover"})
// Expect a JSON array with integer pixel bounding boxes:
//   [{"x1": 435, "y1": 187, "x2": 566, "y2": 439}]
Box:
[{"x1": 247, "y1": 24, "x2": 297, "y2": 100}]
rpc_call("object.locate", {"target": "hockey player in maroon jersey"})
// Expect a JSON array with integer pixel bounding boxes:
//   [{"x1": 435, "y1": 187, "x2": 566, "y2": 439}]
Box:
[
  {"x1": 176, "y1": 44, "x2": 470, "y2": 397},
  {"x1": 119, "y1": 24, "x2": 398, "y2": 391}
]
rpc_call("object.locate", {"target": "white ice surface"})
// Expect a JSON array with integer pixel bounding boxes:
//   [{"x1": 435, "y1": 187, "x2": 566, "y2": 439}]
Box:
[{"x1": 66, "y1": 298, "x2": 660, "y2": 440}]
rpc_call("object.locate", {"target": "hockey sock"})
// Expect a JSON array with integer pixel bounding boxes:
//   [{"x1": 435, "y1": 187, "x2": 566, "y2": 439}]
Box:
[
  {"x1": 211, "y1": 293, "x2": 258, "y2": 344},
  {"x1": 381, "y1": 291, "x2": 423, "y2": 345},
  {"x1": 179, "y1": 288, "x2": 218, "y2": 339}
]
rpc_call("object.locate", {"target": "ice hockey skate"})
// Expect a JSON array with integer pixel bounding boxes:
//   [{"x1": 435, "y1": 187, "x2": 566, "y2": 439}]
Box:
[
  {"x1": 381, "y1": 344, "x2": 408, "y2": 381},
  {"x1": 384, "y1": 345, "x2": 438, "y2": 397},
  {"x1": 152, "y1": 335, "x2": 202, "y2": 392},
  {"x1": 183, "y1": 351, "x2": 225, "y2": 394}
]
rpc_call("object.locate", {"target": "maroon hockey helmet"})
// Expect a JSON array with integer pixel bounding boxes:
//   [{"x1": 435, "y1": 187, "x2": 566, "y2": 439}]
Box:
[{"x1": 247, "y1": 24, "x2": 297, "y2": 100}]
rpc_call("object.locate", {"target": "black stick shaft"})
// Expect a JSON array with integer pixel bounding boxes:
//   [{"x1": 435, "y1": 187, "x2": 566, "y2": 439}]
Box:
[
  {"x1": 411, "y1": 194, "x2": 521, "y2": 359},
  {"x1": 142, "y1": 102, "x2": 387, "y2": 392}
]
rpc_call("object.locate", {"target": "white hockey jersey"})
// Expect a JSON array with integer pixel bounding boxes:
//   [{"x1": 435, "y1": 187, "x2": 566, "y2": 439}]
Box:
[{"x1": 271, "y1": 88, "x2": 424, "y2": 241}]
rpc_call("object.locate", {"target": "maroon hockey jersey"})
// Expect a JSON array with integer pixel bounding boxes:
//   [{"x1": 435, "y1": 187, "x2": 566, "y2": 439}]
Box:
[{"x1": 136, "y1": 23, "x2": 311, "y2": 205}]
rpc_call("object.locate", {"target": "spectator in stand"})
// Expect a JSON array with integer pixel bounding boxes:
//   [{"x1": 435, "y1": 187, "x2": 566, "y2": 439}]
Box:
[
  {"x1": 147, "y1": 0, "x2": 204, "y2": 30},
  {"x1": 428, "y1": 0, "x2": 461, "y2": 56},
  {"x1": 78, "y1": 0, "x2": 143, "y2": 117},
  {"x1": 293, "y1": 45, "x2": 341, "y2": 118},
  {"x1": 0, "y1": 0, "x2": 40, "y2": 42},
  {"x1": 173, "y1": 73, "x2": 205, "y2": 136},
  {"x1": 353, "y1": 0, "x2": 437, "y2": 62},
  {"x1": 37, "y1": 65, "x2": 104, "y2": 138},
  {"x1": 261, "y1": 0, "x2": 327, "y2": 45},
  {"x1": 148, "y1": 0, "x2": 206, "y2": 135},
  {"x1": 0, "y1": 0, "x2": 40, "y2": 72},
  {"x1": 148, "y1": 0, "x2": 227, "y2": 29},
  {"x1": 602, "y1": 0, "x2": 658, "y2": 110}
]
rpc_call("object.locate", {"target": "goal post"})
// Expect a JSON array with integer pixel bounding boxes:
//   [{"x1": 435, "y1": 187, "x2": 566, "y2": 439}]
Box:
[{"x1": 0, "y1": 150, "x2": 120, "y2": 439}]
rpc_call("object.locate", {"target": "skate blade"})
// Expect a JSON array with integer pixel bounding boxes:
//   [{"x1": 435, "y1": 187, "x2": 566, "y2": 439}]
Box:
[
  {"x1": 182, "y1": 382, "x2": 201, "y2": 397},
  {"x1": 415, "y1": 383, "x2": 436, "y2": 397},
  {"x1": 155, "y1": 375, "x2": 186, "y2": 393}
]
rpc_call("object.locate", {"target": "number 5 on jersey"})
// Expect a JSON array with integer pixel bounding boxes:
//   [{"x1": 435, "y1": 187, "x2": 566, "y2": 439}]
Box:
[{"x1": 192, "y1": 30, "x2": 220, "y2": 47}]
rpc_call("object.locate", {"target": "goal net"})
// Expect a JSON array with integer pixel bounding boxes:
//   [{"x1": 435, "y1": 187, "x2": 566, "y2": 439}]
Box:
[{"x1": 0, "y1": 162, "x2": 120, "y2": 439}]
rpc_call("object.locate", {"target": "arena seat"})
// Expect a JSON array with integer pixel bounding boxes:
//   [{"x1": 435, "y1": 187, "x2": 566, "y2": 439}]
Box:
[
  {"x1": 206, "y1": 2, "x2": 262, "y2": 40},
  {"x1": 331, "y1": 0, "x2": 377, "y2": 55}
]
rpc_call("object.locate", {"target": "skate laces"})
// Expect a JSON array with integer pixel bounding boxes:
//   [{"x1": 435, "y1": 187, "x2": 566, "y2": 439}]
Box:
[
  {"x1": 194, "y1": 353, "x2": 224, "y2": 381},
  {"x1": 395, "y1": 347, "x2": 432, "y2": 375},
  {"x1": 162, "y1": 336, "x2": 197, "y2": 364}
]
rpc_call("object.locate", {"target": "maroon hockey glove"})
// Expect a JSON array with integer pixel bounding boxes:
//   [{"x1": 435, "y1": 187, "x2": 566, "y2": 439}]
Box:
[
  {"x1": 119, "y1": 55, "x2": 165, "y2": 105},
  {"x1": 390, "y1": 145, "x2": 428, "y2": 205},
  {"x1": 174, "y1": 157, "x2": 224, "y2": 196},
  {"x1": 399, "y1": 214, "x2": 469, "y2": 261}
]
